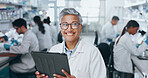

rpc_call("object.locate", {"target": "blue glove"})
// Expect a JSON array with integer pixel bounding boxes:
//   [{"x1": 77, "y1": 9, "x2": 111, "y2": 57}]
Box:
[
  {"x1": 2, "y1": 35, "x2": 8, "y2": 41},
  {"x1": 11, "y1": 38, "x2": 18, "y2": 46},
  {"x1": 145, "y1": 37, "x2": 148, "y2": 45},
  {"x1": 13, "y1": 40, "x2": 18, "y2": 45},
  {"x1": 136, "y1": 44, "x2": 141, "y2": 48},
  {"x1": 4, "y1": 44, "x2": 10, "y2": 50}
]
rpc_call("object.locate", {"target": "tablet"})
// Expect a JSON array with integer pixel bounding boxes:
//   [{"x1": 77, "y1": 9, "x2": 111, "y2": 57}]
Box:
[{"x1": 31, "y1": 51, "x2": 71, "y2": 78}]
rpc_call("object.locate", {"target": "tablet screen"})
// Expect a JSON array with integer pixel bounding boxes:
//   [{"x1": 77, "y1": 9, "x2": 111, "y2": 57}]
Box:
[{"x1": 31, "y1": 51, "x2": 71, "y2": 78}]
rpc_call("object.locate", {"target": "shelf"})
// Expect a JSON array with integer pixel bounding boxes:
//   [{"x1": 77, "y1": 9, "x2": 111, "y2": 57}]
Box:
[
  {"x1": 123, "y1": 17, "x2": 146, "y2": 22},
  {"x1": 124, "y1": 0, "x2": 147, "y2": 8},
  {"x1": 0, "y1": 1, "x2": 23, "y2": 7},
  {"x1": 0, "y1": 1, "x2": 38, "y2": 8},
  {"x1": 0, "y1": 20, "x2": 11, "y2": 23},
  {"x1": 25, "y1": 5, "x2": 38, "y2": 9}
]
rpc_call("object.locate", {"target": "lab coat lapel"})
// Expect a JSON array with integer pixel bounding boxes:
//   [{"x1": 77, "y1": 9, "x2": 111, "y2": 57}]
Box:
[
  {"x1": 61, "y1": 41, "x2": 65, "y2": 53},
  {"x1": 70, "y1": 39, "x2": 84, "y2": 58}
]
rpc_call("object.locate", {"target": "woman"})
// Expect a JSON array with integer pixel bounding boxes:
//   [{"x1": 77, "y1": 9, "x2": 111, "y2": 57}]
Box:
[
  {"x1": 35, "y1": 8, "x2": 106, "y2": 78},
  {"x1": 43, "y1": 17, "x2": 57, "y2": 46},
  {"x1": 32, "y1": 16, "x2": 52, "y2": 51},
  {"x1": 114, "y1": 20, "x2": 148, "y2": 78}
]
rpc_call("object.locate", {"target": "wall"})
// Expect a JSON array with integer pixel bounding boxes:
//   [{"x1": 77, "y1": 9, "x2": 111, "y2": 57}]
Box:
[
  {"x1": 106, "y1": 0, "x2": 124, "y2": 22},
  {"x1": 105, "y1": 0, "x2": 125, "y2": 33}
]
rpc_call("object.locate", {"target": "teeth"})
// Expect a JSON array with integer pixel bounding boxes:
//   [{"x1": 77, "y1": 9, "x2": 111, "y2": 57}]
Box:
[{"x1": 67, "y1": 33, "x2": 73, "y2": 35}]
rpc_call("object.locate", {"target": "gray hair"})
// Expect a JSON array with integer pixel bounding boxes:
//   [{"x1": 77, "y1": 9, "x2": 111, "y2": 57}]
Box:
[{"x1": 59, "y1": 8, "x2": 83, "y2": 24}]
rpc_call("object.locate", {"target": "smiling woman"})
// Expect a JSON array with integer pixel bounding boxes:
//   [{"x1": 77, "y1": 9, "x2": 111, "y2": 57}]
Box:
[
  {"x1": 60, "y1": 14, "x2": 82, "y2": 46},
  {"x1": 35, "y1": 8, "x2": 106, "y2": 78}
]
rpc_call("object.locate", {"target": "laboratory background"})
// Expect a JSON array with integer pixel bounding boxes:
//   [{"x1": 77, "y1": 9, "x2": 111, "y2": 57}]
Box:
[{"x1": 0, "y1": 0, "x2": 148, "y2": 78}]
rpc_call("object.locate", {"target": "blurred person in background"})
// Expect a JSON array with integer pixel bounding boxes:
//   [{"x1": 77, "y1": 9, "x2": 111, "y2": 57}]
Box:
[
  {"x1": 32, "y1": 16, "x2": 52, "y2": 51},
  {"x1": 3, "y1": 18, "x2": 39, "y2": 78},
  {"x1": 100, "y1": 16, "x2": 119, "y2": 44},
  {"x1": 114, "y1": 20, "x2": 148, "y2": 78},
  {"x1": 43, "y1": 16, "x2": 57, "y2": 46}
]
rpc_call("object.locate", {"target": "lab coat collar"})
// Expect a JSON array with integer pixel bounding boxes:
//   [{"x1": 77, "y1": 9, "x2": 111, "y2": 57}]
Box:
[
  {"x1": 70, "y1": 39, "x2": 84, "y2": 58},
  {"x1": 125, "y1": 32, "x2": 132, "y2": 37},
  {"x1": 64, "y1": 38, "x2": 80, "y2": 54},
  {"x1": 62, "y1": 38, "x2": 84, "y2": 53},
  {"x1": 74, "y1": 38, "x2": 84, "y2": 53},
  {"x1": 24, "y1": 30, "x2": 31, "y2": 35}
]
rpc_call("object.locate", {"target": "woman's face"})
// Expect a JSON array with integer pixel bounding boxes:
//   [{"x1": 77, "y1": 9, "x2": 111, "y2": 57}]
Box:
[
  {"x1": 129, "y1": 26, "x2": 139, "y2": 35},
  {"x1": 60, "y1": 14, "x2": 82, "y2": 43}
]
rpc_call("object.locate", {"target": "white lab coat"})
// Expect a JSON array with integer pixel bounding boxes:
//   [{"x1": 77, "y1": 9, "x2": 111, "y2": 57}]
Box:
[
  {"x1": 114, "y1": 32, "x2": 148, "y2": 73},
  {"x1": 32, "y1": 24, "x2": 52, "y2": 51},
  {"x1": 100, "y1": 22, "x2": 117, "y2": 44},
  {"x1": 50, "y1": 25, "x2": 57, "y2": 46},
  {"x1": 49, "y1": 39, "x2": 106, "y2": 78},
  {"x1": 9, "y1": 30, "x2": 39, "y2": 73}
]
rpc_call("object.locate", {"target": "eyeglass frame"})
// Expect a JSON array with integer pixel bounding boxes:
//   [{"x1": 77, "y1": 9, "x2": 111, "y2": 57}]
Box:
[{"x1": 60, "y1": 21, "x2": 81, "y2": 30}]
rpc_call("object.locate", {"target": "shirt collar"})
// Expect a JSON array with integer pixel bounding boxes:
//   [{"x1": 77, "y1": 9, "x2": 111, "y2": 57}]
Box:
[{"x1": 64, "y1": 38, "x2": 80, "y2": 54}]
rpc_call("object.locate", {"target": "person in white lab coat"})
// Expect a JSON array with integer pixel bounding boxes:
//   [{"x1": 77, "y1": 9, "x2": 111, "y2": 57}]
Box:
[
  {"x1": 113, "y1": 20, "x2": 148, "y2": 78},
  {"x1": 3, "y1": 18, "x2": 39, "y2": 78},
  {"x1": 43, "y1": 17, "x2": 57, "y2": 46},
  {"x1": 32, "y1": 16, "x2": 52, "y2": 51},
  {"x1": 100, "y1": 16, "x2": 119, "y2": 44},
  {"x1": 35, "y1": 8, "x2": 106, "y2": 78}
]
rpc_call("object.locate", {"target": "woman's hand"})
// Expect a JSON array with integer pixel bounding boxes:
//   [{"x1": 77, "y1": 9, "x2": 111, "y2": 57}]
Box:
[
  {"x1": 35, "y1": 71, "x2": 48, "y2": 78},
  {"x1": 35, "y1": 69, "x2": 76, "y2": 78},
  {"x1": 53, "y1": 69, "x2": 76, "y2": 78}
]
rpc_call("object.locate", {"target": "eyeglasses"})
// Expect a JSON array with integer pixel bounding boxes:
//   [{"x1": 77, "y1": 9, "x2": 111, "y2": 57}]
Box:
[{"x1": 60, "y1": 22, "x2": 81, "y2": 30}]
